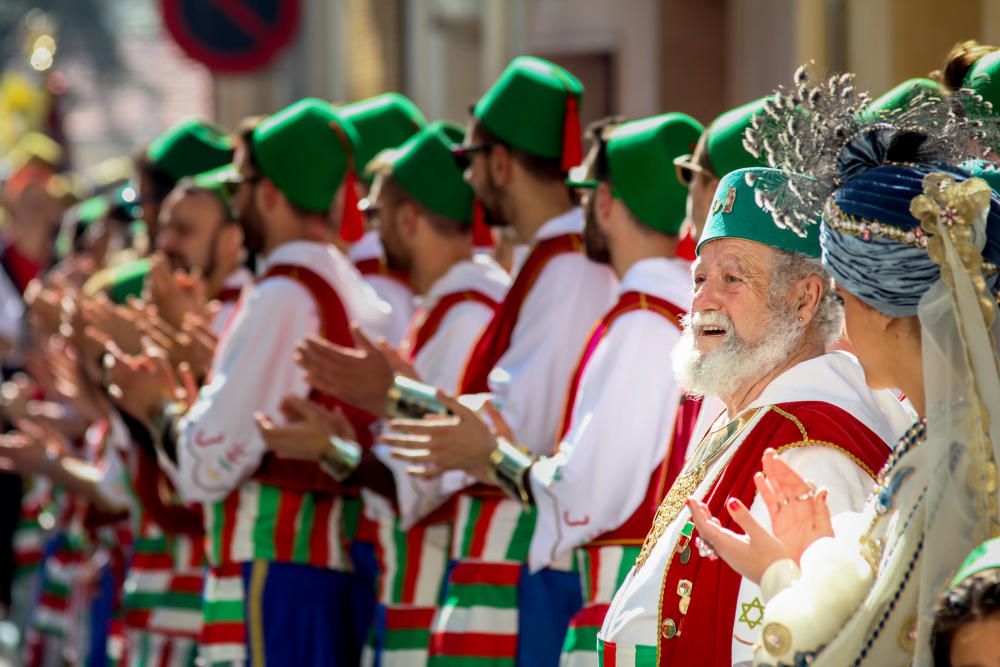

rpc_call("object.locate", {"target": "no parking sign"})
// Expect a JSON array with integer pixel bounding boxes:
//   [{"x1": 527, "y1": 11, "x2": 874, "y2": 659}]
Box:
[{"x1": 161, "y1": 0, "x2": 300, "y2": 74}]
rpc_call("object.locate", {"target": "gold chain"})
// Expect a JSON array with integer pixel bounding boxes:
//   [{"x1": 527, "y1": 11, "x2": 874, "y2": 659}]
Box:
[{"x1": 634, "y1": 407, "x2": 764, "y2": 571}]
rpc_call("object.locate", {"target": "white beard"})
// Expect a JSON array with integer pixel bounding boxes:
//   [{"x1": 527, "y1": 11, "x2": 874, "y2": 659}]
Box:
[{"x1": 672, "y1": 307, "x2": 805, "y2": 399}]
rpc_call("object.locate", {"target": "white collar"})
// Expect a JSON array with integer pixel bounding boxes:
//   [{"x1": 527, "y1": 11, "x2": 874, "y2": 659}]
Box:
[
  {"x1": 618, "y1": 257, "x2": 692, "y2": 309},
  {"x1": 419, "y1": 255, "x2": 511, "y2": 309},
  {"x1": 346, "y1": 229, "x2": 382, "y2": 263},
  {"x1": 532, "y1": 207, "x2": 584, "y2": 243}
]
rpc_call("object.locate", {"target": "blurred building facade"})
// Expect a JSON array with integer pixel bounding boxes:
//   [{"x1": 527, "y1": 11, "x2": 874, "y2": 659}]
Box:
[{"x1": 210, "y1": 0, "x2": 1000, "y2": 132}]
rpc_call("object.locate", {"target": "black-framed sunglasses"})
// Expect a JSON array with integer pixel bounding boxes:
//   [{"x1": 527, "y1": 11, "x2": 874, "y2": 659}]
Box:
[{"x1": 451, "y1": 142, "x2": 496, "y2": 170}]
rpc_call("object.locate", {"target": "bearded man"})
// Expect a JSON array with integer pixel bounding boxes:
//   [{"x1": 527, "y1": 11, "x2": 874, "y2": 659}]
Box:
[{"x1": 596, "y1": 168, "x2": 914, "y2": 666}]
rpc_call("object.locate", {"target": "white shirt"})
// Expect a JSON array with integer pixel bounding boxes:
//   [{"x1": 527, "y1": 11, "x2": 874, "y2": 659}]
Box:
[
  {"x1": 485, "y1": 208, "x2": 618, "y2": 455},
  {"x1": 527, "y1": 257, "x2": 691, "y2": 571},
  {"x1": 409, "y1": 255, "x2": 511, "y2": 392},
  {"x1": 349, "y1": 230, "x2": 414, "y2": 346},
  {"x1": 211, "y1": 266, "x2": 255, "y2": 334},
  {"x1": 600, "y1": 352, "x2": 914, "y2": 660},
  {"x1": 373, "y1": 255, "x2": 511, "y2": 527},
  {"x1": 168, "y1": 240, "x2": 391, "y2": 503}
]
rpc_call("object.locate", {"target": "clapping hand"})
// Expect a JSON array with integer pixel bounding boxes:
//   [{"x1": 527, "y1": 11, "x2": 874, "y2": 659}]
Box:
[{"x1": 687, "y1": 448, "x2": 833, "y2": 584}]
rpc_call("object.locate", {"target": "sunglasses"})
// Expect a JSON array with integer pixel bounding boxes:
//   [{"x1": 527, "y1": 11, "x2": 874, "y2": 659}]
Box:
[
  {"x1": 451, "y1": 142, "x2": 496, "y2": 170},
  {"x1": 673, "y1": 155, "x2": 710, "y2": 186}
]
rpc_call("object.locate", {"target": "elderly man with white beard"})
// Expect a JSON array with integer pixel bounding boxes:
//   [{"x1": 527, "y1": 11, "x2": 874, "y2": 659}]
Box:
[{"x1": 595, "y1": 167, "x2": 915, "y2": 667}]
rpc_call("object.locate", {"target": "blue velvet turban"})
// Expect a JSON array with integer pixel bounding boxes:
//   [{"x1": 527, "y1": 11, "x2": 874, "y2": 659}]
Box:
[{"x1": 821, "y1": 162, "x2": 1000, "y2": 317}]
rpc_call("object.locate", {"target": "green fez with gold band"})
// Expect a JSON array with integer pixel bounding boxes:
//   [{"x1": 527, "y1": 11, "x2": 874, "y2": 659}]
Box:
[
  {"x1": 568, "y1": 113, "x2": 703, "y2": 235},
  {"x1": 472, "y1": 56, "x2": 584, "y2": 171},
  {"x1": 252, "y1": 97, "x2": 365, "y2": 240},
  {"x1": 340, "y1": 93, "x2": 427, "y2": 184},
  {"x1": 147, "y1": 118, "x2": 234, "y2": 184},
  {"x1": 374, "y1": 121, "x2": 474, "y2": 224},
  {"x1": 964, "y1": 49, "x2": 1000, "y2": 112},
  {"x1": 698, "y1": 167, "x2": 821, "y2": 258}
]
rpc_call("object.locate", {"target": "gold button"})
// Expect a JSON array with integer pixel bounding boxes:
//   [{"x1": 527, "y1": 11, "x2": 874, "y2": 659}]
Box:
[
  {"x1": 677, "y1": 579, "x2": 692, "y2": 597},
  {"x1": 762, "y1": 622, "x2": 791, "y2": 657},
  {"x1": 898, "y1": 616, "x2": 917, "y2": 652},
  {"x1": 679, "y1": 545, "x2": 691, "y2": 565},
  {"x1": 679, "y1": 597, "x2": 691, "y2": 615},
  {"x1": 661, "y1": 618, "x2": 678, "y2": 639}
]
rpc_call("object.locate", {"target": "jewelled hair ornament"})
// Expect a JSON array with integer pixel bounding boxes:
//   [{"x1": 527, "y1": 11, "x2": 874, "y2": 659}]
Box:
[{"x1": 742, "y1": 63, "x2": 998, "y2": 238}]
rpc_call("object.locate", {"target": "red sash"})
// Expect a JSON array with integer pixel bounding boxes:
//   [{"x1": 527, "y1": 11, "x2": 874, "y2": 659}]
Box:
[
  {"x1": 555, "y1": 291, "x2": 684, "y2": 443},
  {"x1": 459, "y1": 233, "x2": 583, "y2": 394},
  {"x1": 355, "y1": 256, "x2": 412, "y2": 290},
  {"x1": 406, "y1": 290, "x2": 499, "y2": 361},
  {"x1": 590, "y1": 393, "x2": 701, "y2": 546},
  {"x1": 556, "y1": 294, "x2": 683, "y2": 544},
  {"x1": 250, "y1": 264, "x2": 376, "y2": 493},
  {"x1": 655, "y1": 401, "x2": 891, "y2": 666}
]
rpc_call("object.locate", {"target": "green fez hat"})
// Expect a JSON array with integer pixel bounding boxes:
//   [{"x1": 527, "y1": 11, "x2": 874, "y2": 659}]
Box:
[
  {"x1": 147, "y1": 119, "x2": 235, "y2": 184},
  {"x1": 568, "y1": 113, "x2": 703, "y2": 235},
  {"x1": 77, "y1": 196, "x2": 110, "y2": 228},
  {"x1": 698, "y1": 167, "x2": 820, "y2": 258},
  {"x1": 964, "y1": 50, "x2": 1000, "y2": 111},
  {"x1": 84, "y1": 258, "x2": 151, "y2": 305},
  {"x1": 473, "y1": 56, "x2": 584, "y2": 171},
  {"x1": 704, "y1": 98, "x2": 770, "y2": 178},
  {"x1": 379, "y1": 121, "x2": 474, "y2": 223},
  {"x1": 863, "y1": 78, "x2": 944, "y2": 120},
  {"x1": 189, "y1": 165, "x2": 238, "y2": 219},
  {"x1": 950, "y1": 538, "x2": 1000, "y2": 587},
  {"x1": 252, "y1": 98, "x2": 361, "y2": 213},
  {"x1": 340, "y1": 93, "x2": 427, "y2": 182}
]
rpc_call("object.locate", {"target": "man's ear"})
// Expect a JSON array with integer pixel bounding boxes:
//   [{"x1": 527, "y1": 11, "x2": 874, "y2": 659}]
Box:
[
  {"x1": 596, "y1": 182, "x2": 615, "y2": 219},
  {"x1": 489, "y1": 143, "x2": 512, "y2": 187},
  {"x1": 795, "y1": 273, "x2": 825, "y2": 324}
]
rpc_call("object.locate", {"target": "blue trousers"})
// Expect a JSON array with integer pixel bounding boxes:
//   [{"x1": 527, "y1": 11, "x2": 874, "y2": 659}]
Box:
[{"x1": 241, "y1": 560, "x2": 359, "y2": 667}]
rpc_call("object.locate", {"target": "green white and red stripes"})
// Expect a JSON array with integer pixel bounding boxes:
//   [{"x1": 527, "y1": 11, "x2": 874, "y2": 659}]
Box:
[
  {"x1": 372, "y1": 513, "x2": 450, "y2": 606},
  {"x1": 452, "y1": 495, "x2": 536, "y2": 561},
  {"x1": 122, "y1": 536, "x2": 203, "y2": 638},
  {"x1": 107, "y1": 630, "x2": 199, "y2": 667},
  {"x1": 368, "y1": 606, "x2": 438, "y2": 666},
  {"x1": 562, "y1": 545, "x2": 641, "y2": 666},
  {"x1": 206, "y1": 481, "x2": 347, "y2": 569},
  {"x1": 32, "y1": 530, "x2": 86, "y2": 638},
  {"x1": 597, "y1": 639, "x2": 657, "y2": 667},
  {"x1": 429, "y1": 561, "x2": 521, "y2": 667},
  {"x1": 199, "y1": 564, "x2": 246, "y2": 666}
]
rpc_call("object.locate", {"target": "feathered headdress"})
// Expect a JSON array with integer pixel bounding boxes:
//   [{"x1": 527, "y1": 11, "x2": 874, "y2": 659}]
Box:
[{"x1": 742, "y1": 62, "x2": 999, "y2": 237}]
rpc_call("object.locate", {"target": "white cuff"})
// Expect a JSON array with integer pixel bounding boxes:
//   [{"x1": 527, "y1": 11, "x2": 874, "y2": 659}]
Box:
[{"x1": 760, "y1": 557, "x2": 801, "y2": 603}]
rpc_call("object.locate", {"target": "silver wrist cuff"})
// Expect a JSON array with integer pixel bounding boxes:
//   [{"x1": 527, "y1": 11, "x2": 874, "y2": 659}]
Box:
[
  {"x1": 319, "y1": 436, "x2": 363, "y2": 482},
  {"x1": 385, "y1": 376, "x2": 448, "y2": 419},
  {"x1": 489, "y1": 437, "x2": 535, "y2": 506}
]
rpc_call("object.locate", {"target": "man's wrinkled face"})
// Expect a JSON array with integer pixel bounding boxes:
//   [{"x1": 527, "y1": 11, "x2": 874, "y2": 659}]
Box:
[
  {"x1": 690, "y1": 238, "x2": 774, "y2": 351},
  {"x1": 673, "y1": 238, "x2": 805, "y2": 397},
  {"x1": 156, "y1": 190, "x2": 226, "y2": 274}
]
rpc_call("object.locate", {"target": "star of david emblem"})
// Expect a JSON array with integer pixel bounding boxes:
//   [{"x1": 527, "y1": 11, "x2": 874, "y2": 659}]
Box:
[{"x1": 738, "y1": 596, "x2": 764, "y2": 630}]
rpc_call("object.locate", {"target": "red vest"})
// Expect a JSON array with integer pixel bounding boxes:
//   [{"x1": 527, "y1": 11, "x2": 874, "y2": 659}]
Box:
[
  {"x1": 406, "y1": 290, "x2": 499, "y2": 361},
  {"x1": 655, "y1": 402, "x2": 890, "y2": 666},
  {"x1": 459, "y1": 233, "x2": 583, "y2": 394},
  {"x1": 355, "y1": 256, "x2": 412, "y2": 290},
  {"x1": 250, "y1": 264, "x2": 377, "y2": 494},
  {"x1": 557, "y1": 291, "x2": 685, "y2": 545}
]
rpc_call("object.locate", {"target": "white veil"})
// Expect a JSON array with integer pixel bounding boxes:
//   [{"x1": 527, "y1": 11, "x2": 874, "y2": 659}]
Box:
[{"x1": 911, "y1": 173, "x2": 1000, "y2": 664}]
